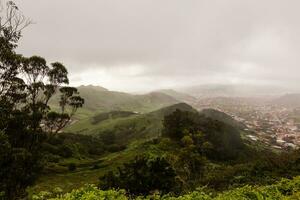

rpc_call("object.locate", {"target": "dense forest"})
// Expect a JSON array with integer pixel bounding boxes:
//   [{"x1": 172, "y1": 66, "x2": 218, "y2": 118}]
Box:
[{"x1": 1, "y1": 1, "x2": 300, "y2": 200}]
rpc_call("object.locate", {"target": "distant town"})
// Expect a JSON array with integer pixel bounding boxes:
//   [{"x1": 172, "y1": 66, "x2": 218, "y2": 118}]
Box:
[{"x1": 195, "y1": 98, "x2": 300, "y2": 150}]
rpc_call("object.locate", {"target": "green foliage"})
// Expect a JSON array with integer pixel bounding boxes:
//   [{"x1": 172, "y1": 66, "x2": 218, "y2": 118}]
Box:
[
  {"x1": 106, "y1": 144, "x2": 126, "y2": 153},
  {"x1": 91, "y1": 111, "x2": 137, "y2": 125},
  {"x1": 99, "y1": 156, "x2": 177, "y2": 195},
  {"x1": 0, "y1": 2, "x2": 84, "y2": 198},
  {"x1": 163, "y1": 109, "x2": 198, "y2": 140},
  {"x1": 42, "y1": 133, "x2": 105, "y2": 161},
  {"x1": 33, "y1": 185, "x2": 128, "y2": 200},
  {"x1": 33, "y1": 176, "x2": 300, "y2": 200},
  {"x1": 162, "y1": 109, "x2": 245, "y2": 161},
  {"x1": 181, "y1": 135, "x2": 194, "y2": 147},
  {"x1": 99, "y1": 131, "x2": 116, "y2": 145},
  {"x1": 68, "y1": 163, "x2": 77, "y2": 172}
]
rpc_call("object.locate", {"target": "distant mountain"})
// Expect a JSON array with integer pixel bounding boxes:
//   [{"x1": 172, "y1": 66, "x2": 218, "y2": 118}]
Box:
[
  {"x1": 273, "y1": 93, "x2": 300, "y2": 107},
  {"x1": 180, "y1": 84, "x2": 291, "y2": 97},
  {"x1": 49, "y1": 85, "x2": 179, "y2": 118},
  {"x1": 148, "y1": 102, "x2": 197, "y2": 118},
  {"x1": 155, "y1": 89, "x2": 197, "y2": 104},
  {"x1": 194, "y1": 96, "x2": 271, "y2": 109},
  {"x1": 78, "y1": 85, "x2": 109, "y2": 92}
]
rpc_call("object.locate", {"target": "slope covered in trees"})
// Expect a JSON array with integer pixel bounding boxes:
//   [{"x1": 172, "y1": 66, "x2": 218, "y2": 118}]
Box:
[{"x1": 201, "y1": 108, "x2": 247, "y2": 130}]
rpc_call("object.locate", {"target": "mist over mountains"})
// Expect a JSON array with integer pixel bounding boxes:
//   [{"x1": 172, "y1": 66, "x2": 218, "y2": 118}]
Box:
[
  {"x1": 49, "y1": 84, "x2": 300, "y2": 121},
  {"x1": 176, "y1": 84, "x2": 300, "y2": 98}
]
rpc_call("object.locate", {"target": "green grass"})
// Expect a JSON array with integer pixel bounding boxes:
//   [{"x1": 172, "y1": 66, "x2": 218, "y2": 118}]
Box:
[{"x1": 65, "y1": 103, "x2": 196, "y2": 136}]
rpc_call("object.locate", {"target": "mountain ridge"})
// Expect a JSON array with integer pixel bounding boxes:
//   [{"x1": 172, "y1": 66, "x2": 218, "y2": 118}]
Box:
[{"x1": 49, "y1": 85, "x2": 179, "y2": 118}]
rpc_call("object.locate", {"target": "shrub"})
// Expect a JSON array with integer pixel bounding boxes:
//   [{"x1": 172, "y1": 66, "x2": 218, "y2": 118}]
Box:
[
  {"x1": 99, "y1": 156, "x2": 177, "y2": 195},
  {"x1": 33, "y1": 176, "x2": 300, "y2": 199},
  {"x1": 68, "y1": 163, "x2": 77, "y2": 172},
  {"x1": 107, "y1": 144, "x2": 126, "y2": 153}
]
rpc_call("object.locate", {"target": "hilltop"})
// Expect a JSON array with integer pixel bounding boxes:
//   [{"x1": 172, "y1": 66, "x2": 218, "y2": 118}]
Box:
[{"x1": 155, "y1": 89, "x2": 197, "y2": 104}]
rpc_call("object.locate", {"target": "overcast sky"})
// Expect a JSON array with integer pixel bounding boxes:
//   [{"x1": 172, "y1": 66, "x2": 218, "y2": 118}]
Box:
[{"x1": 13, "y1": 0, "x2": 300, "y2": 92}]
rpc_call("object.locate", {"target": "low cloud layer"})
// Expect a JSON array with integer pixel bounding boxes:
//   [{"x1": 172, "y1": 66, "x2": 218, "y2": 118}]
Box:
[{"x1": 15, "y1": 0, "x2": 300, "y2": 92}]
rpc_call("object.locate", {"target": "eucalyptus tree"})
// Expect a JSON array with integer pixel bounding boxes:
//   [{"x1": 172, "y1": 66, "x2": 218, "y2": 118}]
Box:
[{"x1": 0, "y1": 1, "x2": 84, "y2": 199}]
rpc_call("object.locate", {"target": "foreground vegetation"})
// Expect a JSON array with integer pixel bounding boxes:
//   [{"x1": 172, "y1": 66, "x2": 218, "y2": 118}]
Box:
[{"x1": 33, "y1": 176, "x2": 300, "y2": 199}]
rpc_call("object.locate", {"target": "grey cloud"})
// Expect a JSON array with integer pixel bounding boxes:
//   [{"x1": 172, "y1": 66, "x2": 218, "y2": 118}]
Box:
[{"x1": 13, "y1": 0, "x2": 300, "y2": 91}]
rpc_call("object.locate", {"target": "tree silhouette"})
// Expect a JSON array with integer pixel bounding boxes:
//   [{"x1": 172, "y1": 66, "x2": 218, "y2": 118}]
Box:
[{"x1": 0, "y1": 2, "x2": 84, "y2": 199}]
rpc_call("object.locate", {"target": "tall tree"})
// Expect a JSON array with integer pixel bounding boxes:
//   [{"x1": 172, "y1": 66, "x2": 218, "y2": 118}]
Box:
[{"x1": 0, "y1": 1, "x2": 84, "y2": 199}]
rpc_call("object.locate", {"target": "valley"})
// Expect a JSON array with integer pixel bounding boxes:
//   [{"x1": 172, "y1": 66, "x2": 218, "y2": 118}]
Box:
[
  {"x1": 195, "y1": 97, "x2": 300, "y2": 149},
  {"x1": 29, "y1": 86, "x2": 300, "y2": 198}
]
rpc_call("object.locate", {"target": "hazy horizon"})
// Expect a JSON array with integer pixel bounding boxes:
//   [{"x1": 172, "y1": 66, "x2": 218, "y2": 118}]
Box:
[{"x1": 14, "y1": 0, "x2": 300, "y2": 93}]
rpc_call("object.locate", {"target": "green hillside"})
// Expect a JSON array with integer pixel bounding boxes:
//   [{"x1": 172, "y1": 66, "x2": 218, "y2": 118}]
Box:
[
  {"x1": 65, "y1": 103, "x2": 196, "y2": 142},
  {"x1": 49, "y1": 85, "x2": 179, "y2": 120},
  {"x1": 156, "y1": 89, "x2": 197, "y2": 103}
]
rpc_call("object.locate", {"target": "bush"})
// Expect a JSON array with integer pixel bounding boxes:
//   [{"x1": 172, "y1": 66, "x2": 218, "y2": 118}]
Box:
[
  {"x1": 58, "y1": 145, "x2": 73, "y2": 158},
  {"x1": 88, "y1": 147, "x2": 105, "y2": 155},
  {"x1": 68, "y1": 163, "x2": 77, "y2": 172},
  {"x1": 32, "y1": 176, "x2": 300, "y2": 200},
  {"x1": 92, "y1": 164, "x2": 101, "y2": 170},
  {"x1": 99, "y1": 131, "x2": 116, "y2": 145},
  {"x1": 99, "y1": 156, "x2": 177, "y2": 195},
  {"x1": 107, "y1": 144, "x2": 126, "y2": 153},
  {"x1": 45, "y1": 154, "x2": 61, "y2": 163}
]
